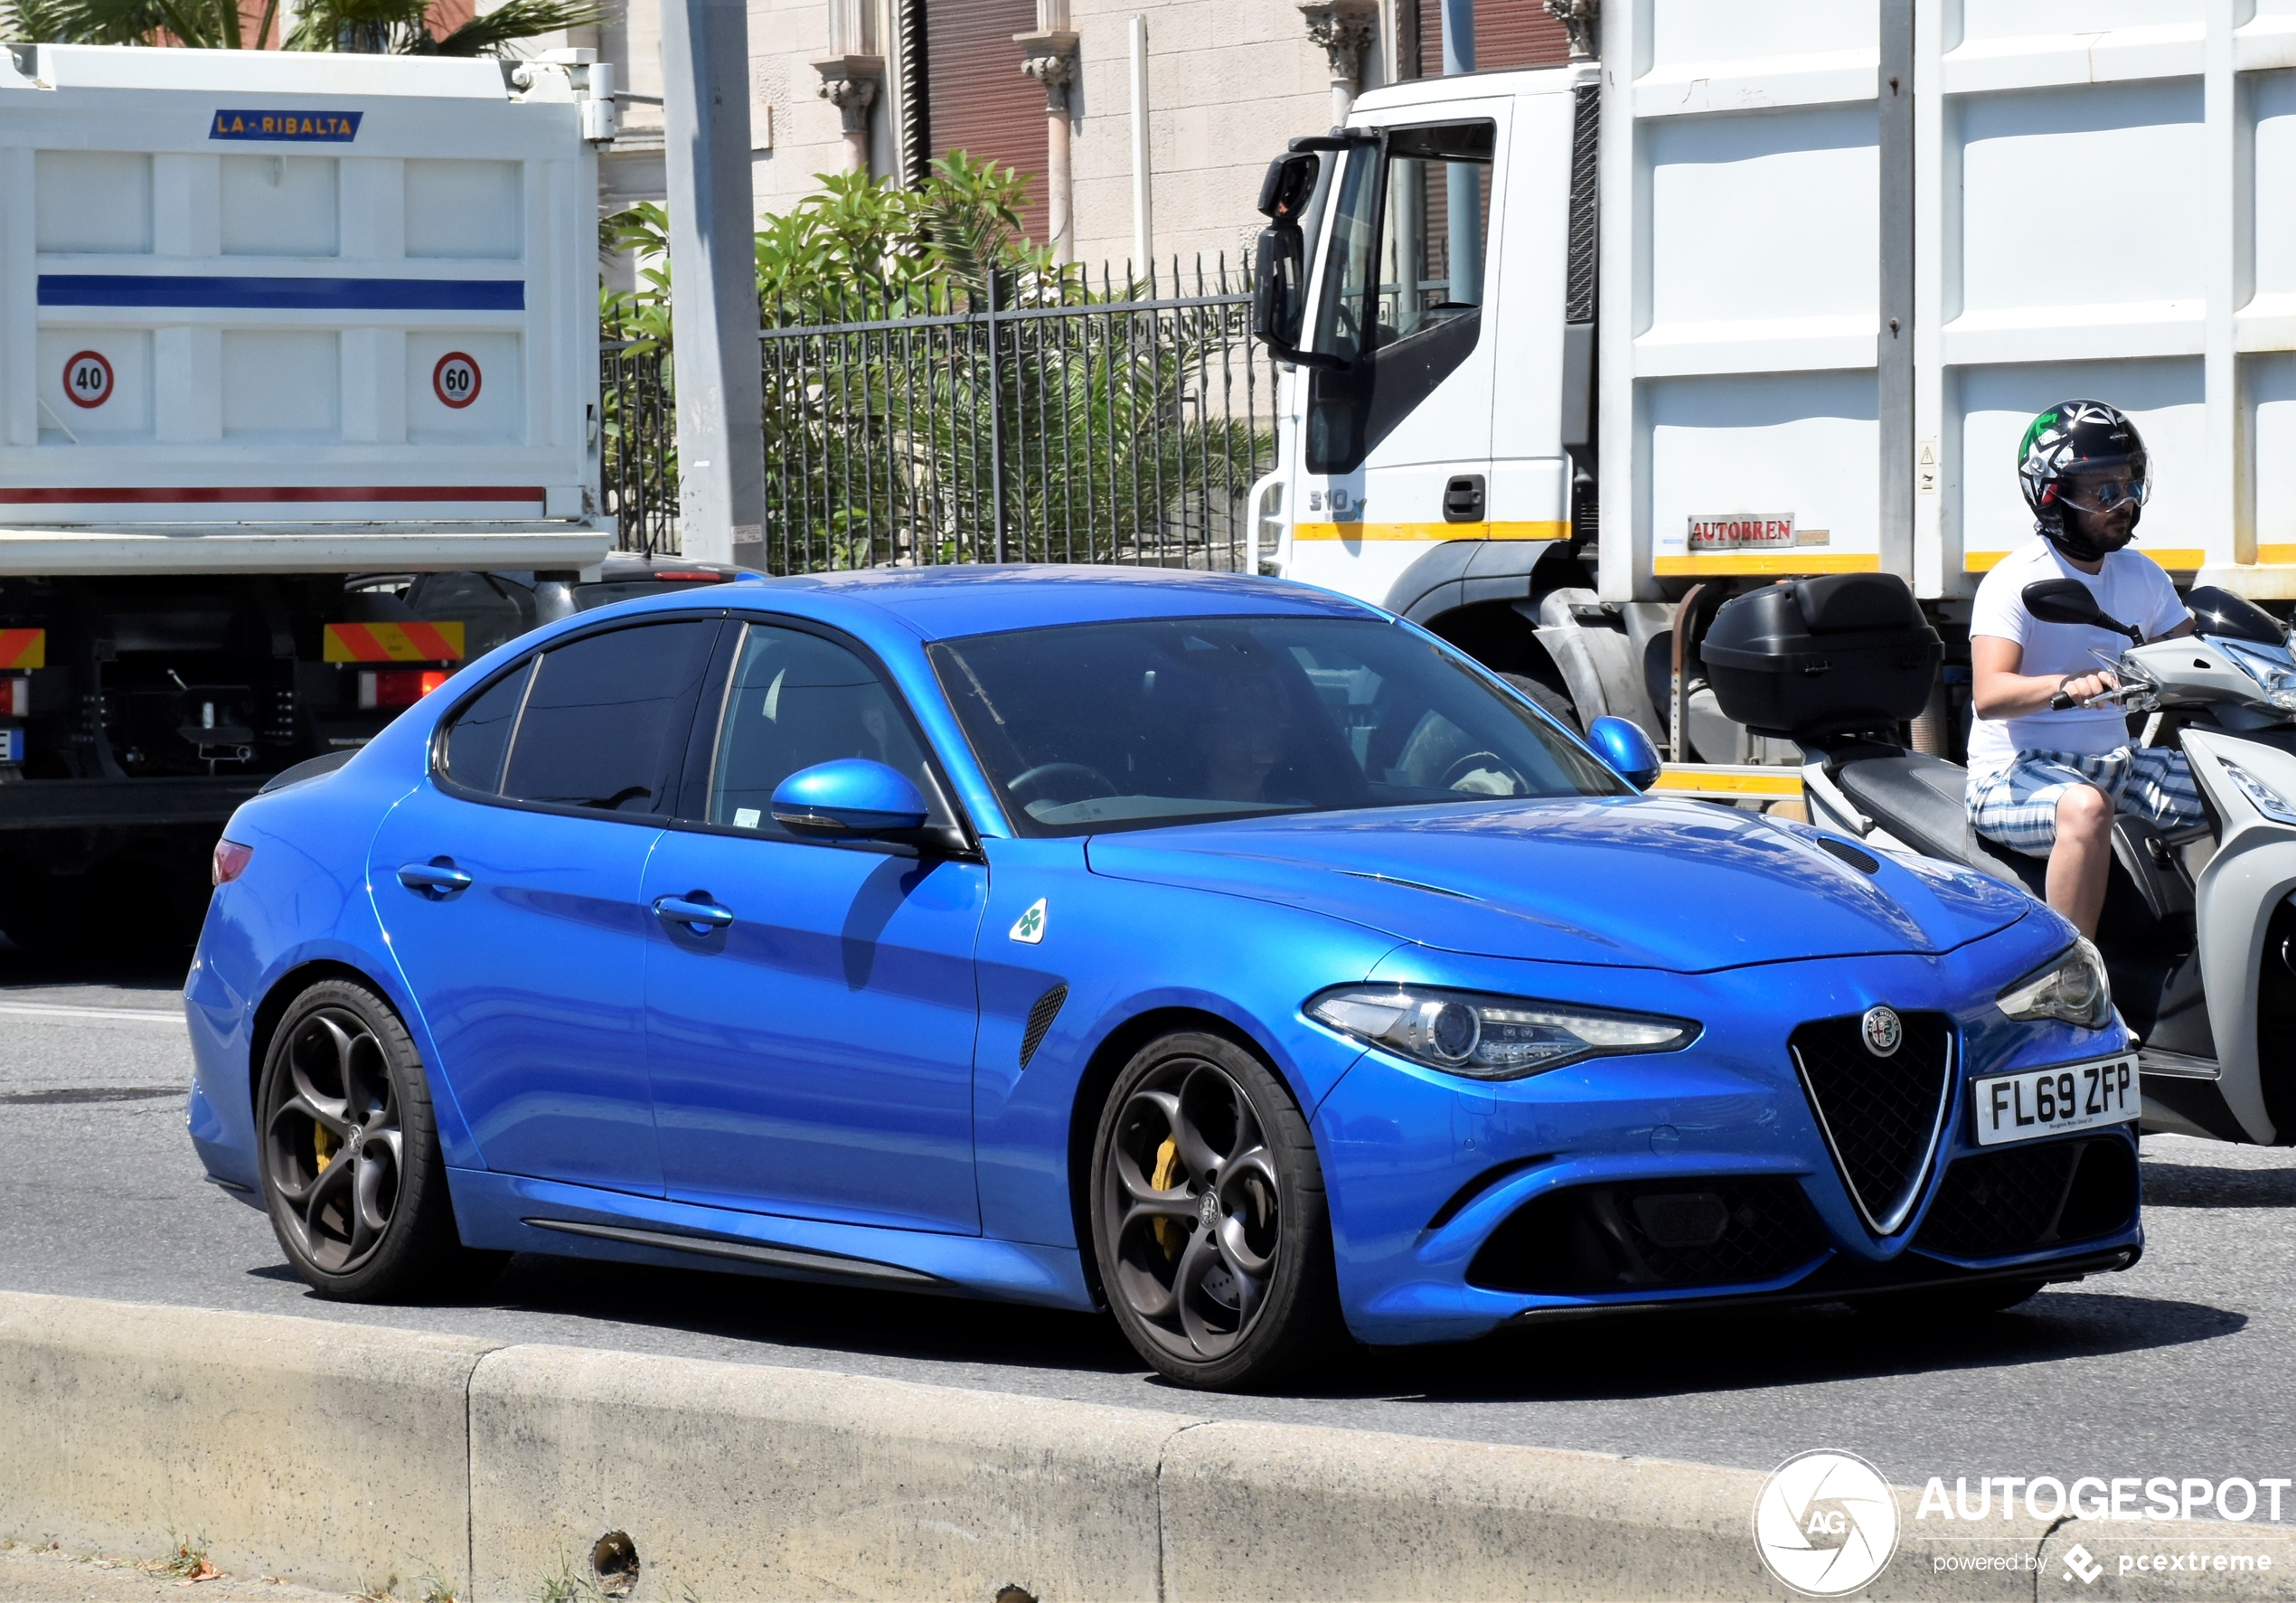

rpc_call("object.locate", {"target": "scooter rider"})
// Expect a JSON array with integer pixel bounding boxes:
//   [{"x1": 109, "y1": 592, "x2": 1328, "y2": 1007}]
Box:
[{"x1": 1967, "y1": 400, "x2": 2200, "y2": 938}]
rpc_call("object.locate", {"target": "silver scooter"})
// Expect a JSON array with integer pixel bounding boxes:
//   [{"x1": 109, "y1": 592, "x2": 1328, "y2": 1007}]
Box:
[{"x1": 1789, "y1": 580, "x2": 2296, "y2": 1146}]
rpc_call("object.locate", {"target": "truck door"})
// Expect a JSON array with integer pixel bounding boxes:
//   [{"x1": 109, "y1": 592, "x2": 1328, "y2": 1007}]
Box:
[{"x1": 1284, "y1": 102, "x2": 1514, "y2": 612}]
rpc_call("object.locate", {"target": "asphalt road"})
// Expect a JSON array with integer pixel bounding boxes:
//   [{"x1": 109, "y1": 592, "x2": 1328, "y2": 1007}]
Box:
[{"x1": 5, "y1": 948, "x2": 2292, "y2": 1497}]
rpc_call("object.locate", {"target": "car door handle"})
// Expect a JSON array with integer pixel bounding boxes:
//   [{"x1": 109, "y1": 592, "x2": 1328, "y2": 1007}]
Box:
[
  {"x1": 654, "y1": 893, "x2": 734, "y2": 932},
  {"x1": 397, "y1": 859, "x2": 473, "y2": 899}
]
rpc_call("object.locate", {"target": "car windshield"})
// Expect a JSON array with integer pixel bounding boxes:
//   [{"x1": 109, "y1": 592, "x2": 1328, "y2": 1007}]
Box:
[{"x1": 930, "y1": 615, "x2": 1626, "y2": 835}]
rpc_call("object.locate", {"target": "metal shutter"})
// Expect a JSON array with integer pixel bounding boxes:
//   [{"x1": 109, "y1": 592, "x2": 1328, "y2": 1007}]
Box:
[
  {"x1": 925, "y1": 0, "x2": 1047, "y2": 240},
  {"x1": 1416, "y1": 0, "x2": 1572, "y2": 75}
]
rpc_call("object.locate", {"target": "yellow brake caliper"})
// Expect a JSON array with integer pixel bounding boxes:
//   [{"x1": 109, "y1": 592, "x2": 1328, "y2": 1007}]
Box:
[
  {"x1": 314, "y1": 1124, "x2": 340, "y2": 1173},
  {"x1": 1151, "y1": 1136, "x2": 1182, "y2": 1259}
]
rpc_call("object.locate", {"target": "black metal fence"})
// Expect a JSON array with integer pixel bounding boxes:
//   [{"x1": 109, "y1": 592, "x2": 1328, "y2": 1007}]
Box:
[
  {"x1": 599, "y1": 335, "x2": 680, "y2": 558},
  {"x1": 598, "y1": 261, "x2": 1280, "y2": 572}
]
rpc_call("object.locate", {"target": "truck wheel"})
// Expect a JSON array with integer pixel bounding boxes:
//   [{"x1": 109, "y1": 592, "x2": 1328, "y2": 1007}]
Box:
[
  {"x1": 1502, "y1": 673, "x2": 1580, "y2": 734},
  {"x1": 1090, "y1": 1032, "x2": 1346, "y2": 1391},
  {"x1": 258, "y1": 978, "x2": 502, "y2": 1302}
]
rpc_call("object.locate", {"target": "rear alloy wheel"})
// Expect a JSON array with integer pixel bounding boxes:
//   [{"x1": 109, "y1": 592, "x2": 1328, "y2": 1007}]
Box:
[
  {"x1": 1090, "y1": 1032, "x2": 1342, "y2": 1389},
  {"x1": 259, "y1": 979, "x2": 500, "y2": 1301}
]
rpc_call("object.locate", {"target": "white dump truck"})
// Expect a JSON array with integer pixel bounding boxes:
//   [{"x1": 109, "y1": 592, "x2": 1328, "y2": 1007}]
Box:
[
  {"x1": 1248, "y1": 1, "x2": 2296, "y2": 790},
  {"x1": 0, "y1": 44, "x2": 621, "y2": 943}
]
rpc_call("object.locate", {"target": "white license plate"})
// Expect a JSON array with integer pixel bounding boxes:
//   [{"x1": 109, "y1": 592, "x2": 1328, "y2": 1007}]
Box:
[{"x1": 1972, "y1": 1056, "x2": 2140, "y2": 1147}]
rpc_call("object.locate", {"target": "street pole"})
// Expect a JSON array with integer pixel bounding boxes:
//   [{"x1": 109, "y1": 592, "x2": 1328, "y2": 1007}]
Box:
[
  {"x1": 1129, "y1": 15, "x2": 1154, "y2": 278},
  {"x1": 661, "y1": 0, "x2": 767, "y2": 567},
  {"x1": 1439, "y1": 0, "x2": 1481, "y2": 305}
]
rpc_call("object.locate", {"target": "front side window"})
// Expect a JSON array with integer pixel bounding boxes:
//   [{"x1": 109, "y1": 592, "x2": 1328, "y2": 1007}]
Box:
[
  {"x1": 706, "y1": 623, "x2": 943, "y2": 835},
  {"x1": 488, "y1": 619, "x2": 719, "y2": 815},
  {"x1": 931, "y1": 615, "x2": 1623, "y2": 836}
]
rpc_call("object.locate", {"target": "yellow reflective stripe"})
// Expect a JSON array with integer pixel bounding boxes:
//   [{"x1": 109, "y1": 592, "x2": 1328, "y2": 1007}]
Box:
[
  {"x1": 1290, "y1": 521, "x2": 1569, "y2": 542},
  {"x1": 1966, "y1": 547, "x2": 2206, "y2": 572},
  {"x1": 1649, "y1": 764, "x2": 1805, "y2": 799},
  {"x1": 1652, "y1": 552, "x2": 1881, "y2": 577}
]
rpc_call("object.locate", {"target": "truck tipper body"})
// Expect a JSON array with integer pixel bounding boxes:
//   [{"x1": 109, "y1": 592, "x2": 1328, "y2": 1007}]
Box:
[
  {"x1": 1250, "y1": 2, "x2": 2296, "y2": 783},
  {"x1": 0, "y1": 44, "x2": 616, "y2": 942}
]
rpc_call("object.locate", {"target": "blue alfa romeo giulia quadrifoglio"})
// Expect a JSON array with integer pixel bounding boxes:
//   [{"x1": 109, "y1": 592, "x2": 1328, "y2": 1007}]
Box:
[{"x1": 184, "y1": 568, "x2": 2141, "y2": 1389}]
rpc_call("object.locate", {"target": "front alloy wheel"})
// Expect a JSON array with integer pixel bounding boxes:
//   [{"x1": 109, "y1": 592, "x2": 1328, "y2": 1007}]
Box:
[{"x1": 1090, "y1": 1032, "x2": 1341, "y2": 1389}]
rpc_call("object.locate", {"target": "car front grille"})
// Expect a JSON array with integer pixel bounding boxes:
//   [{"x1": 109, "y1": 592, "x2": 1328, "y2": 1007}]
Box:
[
  {"x1": 1914, "y1": 1136, "x2": 2139, "y2": 1260},
  {"x1": 1790, "y1": 1012, "x2": 1954, "y2": 1236},
  {"x1": 1466, "y1": 1176, "x2": 1826, "y2": 1296}
]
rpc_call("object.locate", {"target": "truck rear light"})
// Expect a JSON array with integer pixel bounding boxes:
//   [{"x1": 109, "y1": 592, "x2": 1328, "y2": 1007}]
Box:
[
  {"x1": 212, "y1": 838, "x2": 253, "y2": 886},
  {"x1": 0, "y1": 677, "x2": 24, "y2": 716},
  {"x1": 357, "y1": 669, "x2": 448, "y2": 710}
]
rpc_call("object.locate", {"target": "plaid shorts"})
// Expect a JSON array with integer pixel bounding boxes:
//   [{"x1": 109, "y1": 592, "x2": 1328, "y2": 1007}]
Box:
[{"x1": 1966, "y1": 746, "x2": 2206, "y2": 858}]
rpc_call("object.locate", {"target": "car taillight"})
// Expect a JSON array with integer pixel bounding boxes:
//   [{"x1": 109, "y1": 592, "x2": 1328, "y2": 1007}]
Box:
[
  {"x1": 212, "y1": 838, "x2": 253, "y2": 886},
  {"x1": 357, "y1": 668, "x2": 449, "y2": 710},
  {"x1": 651, "y1": 570, "x2": 726, "y2": 582}
]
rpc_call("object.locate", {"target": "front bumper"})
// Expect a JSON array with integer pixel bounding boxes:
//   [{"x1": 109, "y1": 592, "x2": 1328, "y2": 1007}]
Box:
[{"x1": 1313, "y1": 942, "x2": 2145, "y2": 1345}]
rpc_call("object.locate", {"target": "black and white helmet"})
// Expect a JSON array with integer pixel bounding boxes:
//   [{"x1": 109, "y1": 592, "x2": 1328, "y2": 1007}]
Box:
[{"x1": 2018, "y1": 399, "x2": 2150, "y2": 547}]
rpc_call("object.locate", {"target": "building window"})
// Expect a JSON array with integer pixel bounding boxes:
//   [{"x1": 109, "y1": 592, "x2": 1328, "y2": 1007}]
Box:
[
  {"x1": 922, "y1": 0, "x2": 1047, "y2": 238},
  {"x1": 1408, "y1": 0, "x2": 1571, "y2": 75}
]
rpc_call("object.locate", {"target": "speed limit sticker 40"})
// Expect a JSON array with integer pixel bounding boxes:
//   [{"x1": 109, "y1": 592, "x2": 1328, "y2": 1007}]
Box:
[
  {"x1": 432, "y1": 352, "x2": 481, "y2": 409},
  {"x1": 63, "y1": 351, "x2": 113, "y2": 409}
]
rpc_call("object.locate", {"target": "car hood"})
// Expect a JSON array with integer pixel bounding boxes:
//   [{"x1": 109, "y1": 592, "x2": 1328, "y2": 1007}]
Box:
[{"x1": 1083, "y1": 797, "x2": 2033, "y2": 972}]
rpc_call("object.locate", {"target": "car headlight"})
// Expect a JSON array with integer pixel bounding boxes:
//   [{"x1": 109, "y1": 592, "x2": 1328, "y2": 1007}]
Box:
[
  {"x1": 1995, "y1": 938, "x2": 2113, "y2": 1030},
  {"x1": 1305, "y1": 985, "x2": 1698, "y2": 1080},
  {"x1": 2218, "y1": 639, "x2": 2296, "y2": 713}
]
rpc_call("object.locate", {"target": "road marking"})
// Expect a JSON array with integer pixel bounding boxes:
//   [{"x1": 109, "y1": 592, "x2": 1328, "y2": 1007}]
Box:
[{"x1": 0, "y1": 1002, "x2": 183, "y2": 1023}]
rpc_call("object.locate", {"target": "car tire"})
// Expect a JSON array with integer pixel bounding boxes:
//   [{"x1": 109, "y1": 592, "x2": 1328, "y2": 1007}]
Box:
[
  {"x1": 257, "y1": 978, "x2": 502, "y2": 1302},
  {"x1": 1501, "y1": 673, "x2": 1580, "y2": 734},
  {"x1": 1089, "y1": 1031, "x2": 1344, "y2": 1390}
]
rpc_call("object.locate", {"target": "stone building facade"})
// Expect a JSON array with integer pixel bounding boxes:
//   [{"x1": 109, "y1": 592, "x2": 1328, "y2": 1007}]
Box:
[{"x1": 589, "y1": 0, "x2": 1571, "y2": 282}]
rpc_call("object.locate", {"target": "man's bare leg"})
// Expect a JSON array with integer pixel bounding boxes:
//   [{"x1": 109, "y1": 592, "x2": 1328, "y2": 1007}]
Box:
[{"x1": 2046, "y1": 784, "x2": 2114, "y2": 937}]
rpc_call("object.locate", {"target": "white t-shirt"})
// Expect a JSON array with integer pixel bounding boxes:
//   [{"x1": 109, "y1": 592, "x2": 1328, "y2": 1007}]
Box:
[{"x1": 1965, "y1": 539, "x2": 2189, "y2": 780}]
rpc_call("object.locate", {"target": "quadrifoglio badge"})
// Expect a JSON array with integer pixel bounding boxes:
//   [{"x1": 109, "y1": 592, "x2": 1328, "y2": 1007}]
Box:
[{"x1": 1754, "y1": 1450, "x2": 2293, "y2": 1596}]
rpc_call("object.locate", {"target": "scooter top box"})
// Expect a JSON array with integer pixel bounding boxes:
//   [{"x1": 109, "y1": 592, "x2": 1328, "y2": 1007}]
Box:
[{"x1": 1702, "y1": 573, "x2": 1943, "y2": 739}]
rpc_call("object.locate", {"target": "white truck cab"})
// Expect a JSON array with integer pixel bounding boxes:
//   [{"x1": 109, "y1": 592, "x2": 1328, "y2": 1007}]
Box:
[{"x1": 1253, "y1": 3, "x2": 2296, "y2": 780}]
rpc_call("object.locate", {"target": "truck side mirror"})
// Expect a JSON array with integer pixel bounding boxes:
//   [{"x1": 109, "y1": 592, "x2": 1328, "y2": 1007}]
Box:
[
  {"x1": 1252, "y1": 222, "x2": 1306, "y2": 346},
  {"x1": 2022, "y1": 578, "x2": 2142, "y2": 644}
]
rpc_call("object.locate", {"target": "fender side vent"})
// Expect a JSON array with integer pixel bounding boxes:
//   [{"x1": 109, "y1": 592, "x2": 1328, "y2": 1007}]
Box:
[{"x1": 1020, "y1": 983, "x2": 1068, "y2": 1068}]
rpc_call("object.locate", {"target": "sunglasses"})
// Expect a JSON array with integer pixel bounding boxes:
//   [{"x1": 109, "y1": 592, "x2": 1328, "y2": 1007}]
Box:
[{"x1": 2056, "y1": 477, "x2": 2150, "y2": 514}]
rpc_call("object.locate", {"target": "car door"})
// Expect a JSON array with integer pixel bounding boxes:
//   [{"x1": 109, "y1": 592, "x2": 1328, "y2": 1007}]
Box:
[
  {"x1": 641, "y1": 618, "x2": 987, "y2": 1233},
  {"x1": 369, "y1": 615, "x2": 721, "y2": 1196}
]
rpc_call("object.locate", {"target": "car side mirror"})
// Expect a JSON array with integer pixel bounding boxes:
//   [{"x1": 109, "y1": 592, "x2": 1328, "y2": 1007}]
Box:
[
  {"x1": 770, "y1": 759, "x2": 930, "y2": 840},
  {"x1": 1587, "y1": 716, "x2": 1662, "y2": 791},
  {"x1": 2022, "y1": 578, "x2": 2142, "y2": 644}
]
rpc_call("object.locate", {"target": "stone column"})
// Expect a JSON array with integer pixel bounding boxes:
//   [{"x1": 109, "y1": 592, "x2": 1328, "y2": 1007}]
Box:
[
  {"x1": 813, "y1": 56, "x2": 881, "y2": 174},
  {"x1": 1544, "y1": 0, "x2": 1597, "y2": 61},
  {"x1": 1299, "y1": 0, "x2": 1379, "y2": 127},
  {"x1": 1015, "y1": 27, "x2": 1080, "y2": 265}
]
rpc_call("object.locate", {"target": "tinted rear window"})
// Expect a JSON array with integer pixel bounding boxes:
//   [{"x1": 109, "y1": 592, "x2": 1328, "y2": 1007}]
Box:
[
  {"x1": 498, "y1": 620, "x2": 719, "y2": 815},
  {"x1": 441, "y1": 658, "x2": 532, "y2": 794}
]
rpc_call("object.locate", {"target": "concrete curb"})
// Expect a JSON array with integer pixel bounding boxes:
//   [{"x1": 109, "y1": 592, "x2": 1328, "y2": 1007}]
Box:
[
  {"x1": 3, "y1": 1291, "x2": 2292, "y2": 1601},
  {"x1": 0, "y1": 1290, "x2": 494, "y2": 1598}
]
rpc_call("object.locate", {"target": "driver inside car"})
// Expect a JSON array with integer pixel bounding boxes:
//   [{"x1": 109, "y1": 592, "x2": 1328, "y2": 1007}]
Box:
[
  {"x1": 1967, "y1": 400, "x2": 2199, "y2": 937},
  {"x1": 1198, "y1": 671, "x2": 1296, "y2": 803}
]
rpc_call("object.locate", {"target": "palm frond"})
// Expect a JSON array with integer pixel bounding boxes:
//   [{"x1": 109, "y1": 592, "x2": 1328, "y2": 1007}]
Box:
[{"x1": 424, "y1": 0, "x2": 611, "y2": 55}]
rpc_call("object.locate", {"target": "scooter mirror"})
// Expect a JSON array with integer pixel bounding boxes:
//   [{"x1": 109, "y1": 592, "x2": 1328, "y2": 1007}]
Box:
[{"x1": 2022, "y1": 579, "x2": 2143, "y2": 643}]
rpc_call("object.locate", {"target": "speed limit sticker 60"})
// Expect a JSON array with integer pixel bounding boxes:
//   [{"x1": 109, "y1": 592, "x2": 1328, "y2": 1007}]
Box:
[
  {"x1": 63, "y1": 351, "x2": 113, "y2": 410},
  {"x1": 432, "y1": 352, "x2": 481, "y2": 409}
]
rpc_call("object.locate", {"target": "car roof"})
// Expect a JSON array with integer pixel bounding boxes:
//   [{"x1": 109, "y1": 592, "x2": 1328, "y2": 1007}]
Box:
[{"x1": 724, "y1": 564, "x2": 1379, "y2": 642}]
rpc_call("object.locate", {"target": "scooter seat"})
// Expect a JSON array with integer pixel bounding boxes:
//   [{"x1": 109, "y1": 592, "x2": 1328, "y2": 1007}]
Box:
[{"x1": 1830, "y1": 751, "x2": 2049, "y2": 895}]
